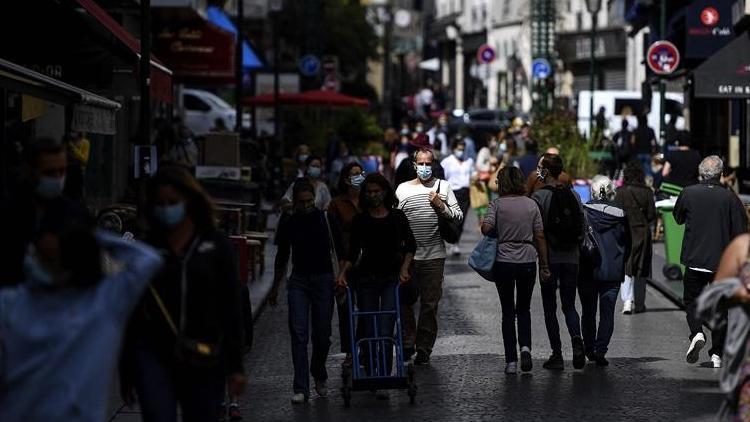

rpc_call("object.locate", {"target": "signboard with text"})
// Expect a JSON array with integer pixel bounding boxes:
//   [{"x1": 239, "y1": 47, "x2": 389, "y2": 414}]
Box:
[{"x1": 686, "y1": 0, "x2": 735, "y2": 58}]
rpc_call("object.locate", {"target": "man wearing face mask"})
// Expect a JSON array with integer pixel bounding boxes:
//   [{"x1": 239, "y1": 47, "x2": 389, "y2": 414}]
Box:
[
  {"x1": 0, "y1": 138, "x2": 91, "y2": 286},
  {"x1": 440, "y1": 138, "x2": 474, "y2": 255},
  {"x1": 394, "y1": 134, "x2": 446, "y2": 187},
  {"x1": 396, "y1": 147, "x2": 463, "y2": 365}
]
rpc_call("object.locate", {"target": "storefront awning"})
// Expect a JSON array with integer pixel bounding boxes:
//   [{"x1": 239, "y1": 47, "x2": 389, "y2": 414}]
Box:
[
  {"x1": 0, "y1": 57, "x2": 120, "y2": 134},
  {"x1": 73, "y1": 0, "x2": 173, "y2": 103},
  {"x1": 206, "y1": 6, "x2": 264, "y2": 72},
  {"x1": 693, "y1": 31, "x2": 750, "y2": 99}
]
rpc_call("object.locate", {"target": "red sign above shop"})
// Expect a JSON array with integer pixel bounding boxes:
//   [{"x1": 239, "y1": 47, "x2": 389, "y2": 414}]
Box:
[
  {"x1": 686, "y1": 0, "x2": 734, "y2": 59},
  {"x1": 154, "y1": 21, "x2": 235, "y2": 83},
  {"x1": 700, "y1": 7, "x2": 720, "y2": 26},
  {"x1": 647, "y1": 41, "x2": 680, "y2": 75}
]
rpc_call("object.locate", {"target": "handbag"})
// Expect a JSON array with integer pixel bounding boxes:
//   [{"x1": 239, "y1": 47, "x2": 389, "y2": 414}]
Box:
[
  {"x1": 148, "y1": 237, "x2": 221, "y2": 367},
  {"x1": 468, "y1": 235, "x2": 498, "y2": 281},
  {"x1": 436, "y1": 180, "x2": 461, "y2": 244}
]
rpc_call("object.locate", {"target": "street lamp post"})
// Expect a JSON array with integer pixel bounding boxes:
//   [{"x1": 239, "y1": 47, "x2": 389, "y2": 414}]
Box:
[
  {"x1": 446, "y1": 24, "x2": 463, "y2": 110},
  {"x1": 269, "y1": 0, "x2": 283, "y2": 154},
  {"x1": 235, "y1": 0, "x2": 244, "y2": 133},
  {"x1": 659, "y1": 0, "x2": 666, "y2": 151},
  {"x1": 585, "y1": 0, "x2": 602, "y2": 141}
]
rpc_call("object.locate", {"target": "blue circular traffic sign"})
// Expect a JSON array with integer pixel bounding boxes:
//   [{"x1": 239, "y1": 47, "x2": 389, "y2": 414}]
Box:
[
  {"x1": 532, "y1": 58, "x2": 552, "y2": 80},
  {"x1": 299, "y1": 55, "x2": 321, "y2": 77}
]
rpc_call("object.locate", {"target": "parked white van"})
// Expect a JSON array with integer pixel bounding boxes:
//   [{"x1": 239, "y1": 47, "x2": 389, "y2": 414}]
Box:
[
  {"x1": 182, "y1": 89, "x2": 250, "y2": 136},
  {"x1": 577, "y1": 90, "x2": 684, "y2": 142}
]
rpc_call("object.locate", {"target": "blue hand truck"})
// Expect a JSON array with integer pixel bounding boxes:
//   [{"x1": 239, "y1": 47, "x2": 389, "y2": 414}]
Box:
[{"x1": 340, "y1": 283, "x2": 417, "y2": 407}]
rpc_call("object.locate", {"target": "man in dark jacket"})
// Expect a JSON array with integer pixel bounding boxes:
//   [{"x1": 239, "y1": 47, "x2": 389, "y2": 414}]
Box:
[
  {"x1": 674, "y1": 155, "x2": 748, "y2": 368},
  {"x1": 580, "y1": 175, "x2": 630, "y2": 367}
]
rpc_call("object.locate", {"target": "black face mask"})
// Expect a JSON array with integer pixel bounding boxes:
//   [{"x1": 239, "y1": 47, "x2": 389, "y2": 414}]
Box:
[
  {"x1": 295, "y1": 202, "x2": 316, "y2": 214},
  {"x1": 366, "y1": 193, "x2": 385, "y2": 208}
]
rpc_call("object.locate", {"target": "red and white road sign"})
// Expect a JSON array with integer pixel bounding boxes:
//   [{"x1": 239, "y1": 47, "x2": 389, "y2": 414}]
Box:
[{"x1": 647, "y1": 41, "x2": 681, "y2": 75}]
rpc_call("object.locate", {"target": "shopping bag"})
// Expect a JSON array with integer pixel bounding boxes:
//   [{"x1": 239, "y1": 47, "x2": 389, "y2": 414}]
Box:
[{"x1": 468, "y1": 236, "x2": 498, "y2": 281}]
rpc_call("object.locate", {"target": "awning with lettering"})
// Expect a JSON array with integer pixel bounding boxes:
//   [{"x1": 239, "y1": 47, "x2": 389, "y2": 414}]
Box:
[
  {"x1": 0, "y1": 57, "x2": 120, "y2": 134},
  {"x1": 73, "y1": 0, "x2": 173, "y2": 103},
  {"x1": 693, "y1": 31, "x2": 750, "y2": 99}
]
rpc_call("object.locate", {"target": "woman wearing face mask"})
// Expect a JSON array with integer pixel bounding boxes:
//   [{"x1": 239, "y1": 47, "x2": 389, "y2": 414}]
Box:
[
  {"x1": 440, "y1": 138, "x2": 474, "y2": 256},
  {"x1": 337, "y1": 174, "x2": 416, "y2": 389},
  {"x1": 280, "y1": 155, "x2": 332, "y2": 212},
  {"x1": 121, "y1": 167, "x2": 246, "y2": 422},
  {"x1": 270, "y1": 179, "x2": 344, "y2": 404},
  {"x1": 294, "y1": 144, "x2": 311, "y2": 178},
  {"x1": 327, "y1": 162, "x2": 365, "y2": 367}
]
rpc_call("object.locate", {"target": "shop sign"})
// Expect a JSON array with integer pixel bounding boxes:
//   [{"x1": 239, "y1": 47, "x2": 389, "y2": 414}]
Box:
[
  {"x1": 647, "y1": 41, "x2": 680, "y2": 75},
  {"x1": 154, "y1": 22, "x2": 235, "y2": 80},
  {"x1": 71, "y1": 104, "x2": 117, "y2": 135},
  {"x1": 687, "y1": 0, "x2": 735, "y2": 58}
]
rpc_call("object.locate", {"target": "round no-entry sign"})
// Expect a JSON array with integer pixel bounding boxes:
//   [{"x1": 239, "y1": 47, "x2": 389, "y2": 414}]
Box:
[
  {"x1": 477, "y1": 44, "x2": 495, "y2": 64},
  {"x1": 647, "y1": 41, "x2": 680, "y2": 75}
]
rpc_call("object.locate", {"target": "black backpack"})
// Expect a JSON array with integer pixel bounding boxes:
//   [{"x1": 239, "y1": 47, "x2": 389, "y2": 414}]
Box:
[{"x1": 542, "y1": 185, "x2": 584, "y2": 249}]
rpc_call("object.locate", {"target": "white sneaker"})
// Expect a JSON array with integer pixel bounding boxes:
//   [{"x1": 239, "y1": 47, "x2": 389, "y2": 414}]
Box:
[
  {"x1": 622, "y1": 300, "x2": 634, "y2": 315},
  {"x1": 686, "y1": 333, "x2": 706, "y2": 364},
  {"x1": 451, "y1": 245, "x2": 461, "y2": 256},
  {"x1": 505, "y1": 362, "x2": 518, "y2": 374},
  {"x1": 314, "y1": 379, "x2": 327, "y2": 398},
  {"x1": 711, "y1": 354, "x2": 722, "y2": 368},
  {"x1": 290, "y1": 393, "x2": 307, "y2": 404}
]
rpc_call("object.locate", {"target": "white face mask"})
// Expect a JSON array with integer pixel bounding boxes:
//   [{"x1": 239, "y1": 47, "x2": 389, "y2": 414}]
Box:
[{"x1": 454, "y1": 150, "x2": 464, "y2": 159}]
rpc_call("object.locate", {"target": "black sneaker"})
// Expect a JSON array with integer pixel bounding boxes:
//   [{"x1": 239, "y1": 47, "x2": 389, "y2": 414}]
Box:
[
  {"x1": 414, "y1": 350, "x2": 430, "y2": 366},
  {"x1": 520, "y1": 348, "x2": 533, "y2": 372},
  {"x1": 542, "y1": 353, "x2": 564, "y2": 370},
  {"x1": 572, "y1": 336, "x2": 585, "y2": 369},
  {"x1": 586, "y1": 351, "x2": 597, "y2": 362},
  {"x1": 594, "y1": 354, "x2": 609, "y2": 367}
]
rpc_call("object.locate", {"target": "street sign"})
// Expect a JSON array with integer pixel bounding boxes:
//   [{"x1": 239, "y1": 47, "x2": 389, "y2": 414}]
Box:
[
  {"x1": 476, "y1": 44, "x2": 495, "y2": 64},
  {"x1": 299, "y1": 54, "x2": 321, "y2": 77},
  {"x1": 532, "y1": 58, "x2": 552, "y2": 80},
  {"x1": 647, "y1": 41, "x2": 681, "y2": 75}
]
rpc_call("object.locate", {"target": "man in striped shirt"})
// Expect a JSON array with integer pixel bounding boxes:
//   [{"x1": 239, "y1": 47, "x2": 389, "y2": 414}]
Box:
[{"x1": 396, "y1": 147, "x2": 463, "y2": 365}]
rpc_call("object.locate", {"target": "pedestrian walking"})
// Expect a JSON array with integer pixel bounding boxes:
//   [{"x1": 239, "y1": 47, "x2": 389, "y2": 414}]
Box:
[
  {"x1": 525, "y1": 147, "x2": 572, "y2": 195},
  {"x1": 294, "y1": 144, "x2": 311, "y2": 178},
  {"x1": 580, "y1": 176, "x2": 631, "y2": 367},
  {"x1": 480, "y1": 166, "x2": 550, "y2": 374},
  {"x1": 440, "y1": 138, "x2": 474, "y2": 255},
  {"x1": 337, "y1": 174, "x2": 416, "y2": 383},
  {"x1": 270, "y1": 179, "x2": 343, "y2": 404},
  {"x1": 674, "y1": 156, "x2": 747, "y2": 368},
  {"x1": 0, "y1": 206, "x2": 162, "y2": 422},
  {"x1": 696, "y1": 233, "x2": 750, "y2": 420},
  {"x1": 615, "y1": 161, "x2": 656, "y2": 314},
  {"x1": 121, "y1": 167, "x2": 246, "y2": 422},
  {"x1": 633, "y1": 114, "x2": 657, "y2": 177},
  {"x1": 613, "y1": 120, "x2": 635, "y2": 170},
  {"x1": 280, "y1": 155, "x2": 332, "y2": 212},
  {"x1": 394, "y1": 134, "x2": 446, "y2": 187},
  {"x1": 328, "y1": 162, "x2": 365, "y2": 367},
  {"x1": 531, "y1": 153, "x2": 586, "y2": 370},
  {"x1": 396, "y1": 147, "x2": 463, "y2": 365}
]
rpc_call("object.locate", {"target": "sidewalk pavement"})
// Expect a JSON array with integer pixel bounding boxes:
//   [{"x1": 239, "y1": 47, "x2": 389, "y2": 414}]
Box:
[
  {"x1": 106, "y1": 211, "x2": 280, "y2": 421},
  {"x1": 647, "y1": 241, "x2": 685, "y2": 309}
]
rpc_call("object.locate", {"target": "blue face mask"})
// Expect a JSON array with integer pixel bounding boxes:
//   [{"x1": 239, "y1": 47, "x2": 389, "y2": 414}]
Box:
[
  {"x1": 307, "y1": 166, "x2": 322, "y2": 179},
  {"x1": 350, "y1": 173, "x2": 365, "y2": 188},
  {"x1": 36, "y1": 176, "x2": 66, "y2": 200},
  {"x1": 415, "y1": 164, "x2": 432, "y2": 181},
  {"x1": 499, "y1": 142, "x2": 508, "y2": 153},
  {"x1": 154, "y1": 202, "x2": 186, "y2": 228},
  {"x1": 454, "y1": 150, "x2": 464, "y2": 159},
  {"x1": 298, "y1": 154, "x2": 309, "y2": 163}
]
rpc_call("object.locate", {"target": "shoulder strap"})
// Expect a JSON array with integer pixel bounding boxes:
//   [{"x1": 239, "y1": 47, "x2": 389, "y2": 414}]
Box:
[
  {"x1": 148, "y1": 285, "x2": 178, "y2": 336},
  {"x1": 323, "y1": 212, "x2": 340, "y2": 276}
]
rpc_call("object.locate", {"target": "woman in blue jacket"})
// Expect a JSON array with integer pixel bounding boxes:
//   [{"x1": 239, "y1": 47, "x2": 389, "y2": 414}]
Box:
[{"x1": 580, "y1": 175, "x2": 631, "y2": 366}]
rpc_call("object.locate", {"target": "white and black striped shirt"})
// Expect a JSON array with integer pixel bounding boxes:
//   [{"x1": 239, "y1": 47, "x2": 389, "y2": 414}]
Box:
[{"x1": 396, "y1": 178, "x2": 463, "y2": 261}]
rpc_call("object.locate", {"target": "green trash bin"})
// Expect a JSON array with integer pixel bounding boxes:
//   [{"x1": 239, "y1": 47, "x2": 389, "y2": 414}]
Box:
[{"x1": 657, "y1": 203, "x2": 685, "y2": 281}]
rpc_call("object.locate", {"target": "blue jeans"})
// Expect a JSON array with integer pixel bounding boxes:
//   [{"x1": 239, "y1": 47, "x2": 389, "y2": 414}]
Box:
[
  {"x1": 541, "y1": 263, "x2": 582, "y2": 354},
  {"x1": 357, "y1": 280, "x2": 398, "y2": 376},
  {"x1": 287, "y1": 272, "x2": 334, "y2": 396},
  {"x1": 637, "y1": 153, "x2": 652, "y2": 178},
  {"x1": 493, "y1": 262, "x2": 537, "y2": 363},
  {"x1": 132, "y1": 340, "x2": 224, "y2": 422},
  {"x1": 579, "y1": 278, "x2": 620, "y2": 356}
]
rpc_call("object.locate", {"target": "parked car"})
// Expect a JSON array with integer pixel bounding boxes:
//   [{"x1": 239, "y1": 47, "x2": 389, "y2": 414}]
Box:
[
  {"x1": 182, "y1": 88, "x2": 250, "y2": 136},
  {"x1": 447, "y1": 108, "x2": 519, "y2": 138}
]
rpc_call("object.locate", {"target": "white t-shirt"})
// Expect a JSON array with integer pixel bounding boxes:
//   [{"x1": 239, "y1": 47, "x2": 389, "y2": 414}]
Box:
[
  {"x1": 440, "y1": 155, "x2": 474, "y2": 190},
  {"x1": 396, "y1": 178, "x2": 463, "y2": 261}
]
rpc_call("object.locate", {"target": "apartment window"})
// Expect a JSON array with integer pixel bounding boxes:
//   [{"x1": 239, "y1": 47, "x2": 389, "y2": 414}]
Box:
[
  {"x1": 576, "y1": 11, "x2": 582, "y2": 29},
  {"x1": 502, "y1": 0, "x2": 510, "y2": 19},
  {"x1": 567, "y1": 0, "x2": 572, "y2": 12}
]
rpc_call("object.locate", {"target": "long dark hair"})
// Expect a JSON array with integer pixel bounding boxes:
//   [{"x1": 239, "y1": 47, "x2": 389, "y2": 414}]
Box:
[
  {"x1": 496, "y1": 166, "x2": 527, "y2": 197},
  {"x1": 147, "y1": 165, "x2": 216, "y2": 231},
  {"x1": 623, "y1": 160, "x2": 646, "y2": 185},
  {"x1": 337, "y1": 162, "x2": 364, "y2": 194},
  {"x1": 359, "y1": 173, "x2": 396, "y2": 211}
]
